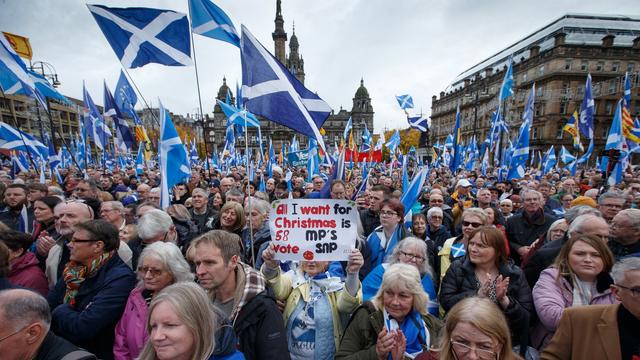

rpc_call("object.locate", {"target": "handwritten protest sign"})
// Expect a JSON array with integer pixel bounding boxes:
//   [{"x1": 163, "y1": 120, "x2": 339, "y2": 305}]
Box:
[{"x1": 269, "y1": 198, "x2": 358, "y2": 261}]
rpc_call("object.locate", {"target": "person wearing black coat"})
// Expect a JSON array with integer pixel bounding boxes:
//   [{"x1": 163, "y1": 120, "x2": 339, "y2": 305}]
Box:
[{"x1": 439, "y1": 227, "x2": 533, "y2": 342}]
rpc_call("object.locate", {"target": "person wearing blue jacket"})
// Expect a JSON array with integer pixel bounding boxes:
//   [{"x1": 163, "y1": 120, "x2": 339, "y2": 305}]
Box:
[{"x1": 47, "y1": 219, "x2": 136, "y2": 360}]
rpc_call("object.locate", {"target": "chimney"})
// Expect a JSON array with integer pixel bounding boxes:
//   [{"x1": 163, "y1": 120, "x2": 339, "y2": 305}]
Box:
[
  {"x1": 602, "y1": 35, "x2": 615, "y2": 48},
  {"x1": 464, "y1": 78, "x2": 470, "y2": 87},
  {"x1": 633, "y1": 36, "x2": 640, "y2": 49},
  {"x1": 484, "y1": 67, "x2": 493, "y2": 78},
  {"x1": 440, "y1": 91, "x2": 445, "y2": 99},
  {"x1": 554, "y1": 32, "x2": 566, "y2": 46},
  {"x1": 529, "y1": 45, "x2": 540, "y2": 58}
]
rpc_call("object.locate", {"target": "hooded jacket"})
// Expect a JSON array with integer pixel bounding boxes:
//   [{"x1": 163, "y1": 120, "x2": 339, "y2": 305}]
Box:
[
  {"x1": 9, "y1": 251, "x2": 48, "y2": 296},
  {"x1": 113, "y1": 287, "x2": 149, "y2": 360}
]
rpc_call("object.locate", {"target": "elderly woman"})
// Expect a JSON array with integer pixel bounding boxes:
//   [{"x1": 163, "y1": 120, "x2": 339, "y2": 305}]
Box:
[
  {"x1": 438, "y1": 297, "x2": 521, "y2": 360},
  {"x1": 138, "y1": 282, "x2": 244, "y2": 360},
  {"x1": 499, "y1": 199, "x2": 513, "y2": 218},
  {"x1": 262, "y1": 245, "x2": 363, "y2": 360},
  {"x1": 425, "y1": 207, "x2": 451, "y2": 250},
  {"x1": 362, "y1": 237, "x2": 438, "y2": 315},
  {"x1": 546, "y1": 219, "x2": 568, "y2": 242},
  {"x1": 216, "y1": 201, "x2": 246, "y2": 239},
  {"x1": 114, "y1": 242, "x2": 194, "y2": 360},
  {"x1": 241, "y1": 198, "x2": 271, "y2": 268},
  {"x1": 437, "y1": 208, "x2": 488, "y2": 285},
  {"x1": 439, "y1": 226, "x2": 532, "y2": 343},
  {"x1": 166, "y1": 204, "x2": 199, "y2": 251},
  {"x1": 336, "y1": 263, "x2": 443, "y2": 360},
  {"x1": 131, "y1": 209, "x2": 178, "y2": 269},
  {"x1": 365, "y1": 198, "x2": 407, "y2": 270},
  {"x1": 531, "y1": 234, "x2": 616, "y2": 350},
  {"x1": 47, "y1": 220, "x2": 136, "y2": 360}
]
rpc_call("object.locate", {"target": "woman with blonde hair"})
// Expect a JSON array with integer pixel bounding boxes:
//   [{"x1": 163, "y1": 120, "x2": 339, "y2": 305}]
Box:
[
  {"x1": 438, "y1": 297, "x2": 521, "y2": 360},
  {"x1": 217, "y1": 201, "x2": 246, "y2": 238},
  {"x1": 138, "y1": 282, "x2": 244, "y2": 360},
  {"x1": 336, "y1": 263, "x2": 442, "y2": 360},
  {"x1": 531, "y1": 234, "x2": 616, "y2": 350}
]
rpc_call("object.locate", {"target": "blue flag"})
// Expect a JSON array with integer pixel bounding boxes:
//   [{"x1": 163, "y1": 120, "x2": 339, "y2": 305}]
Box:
[
  {"x1": 188, "y1": 0, "x2": 240, "y2": 47},
  {"x1": 579, "y1": 73, "x2": 595, "y2": 138},
  {"x1": 401, "y1": 166, "x2": 429, "y2": 228},
  {"x1": 104, "y1": 81, "x2": 135, "y2": 151},
  {"x1": 240, "y1": 25, "x2": 331, "y2": 157},
  {"x1": 407, "y1": 115, "x2": 428, "y2": 132},
  {"x1": 158, "y1": 100, "x2": 191, "y2": 209},
  {"x1": 449, "y1": 105, "x2": 462, "y2": 173},
  {"x1": 396, "y1": 94, "x2": 414, "y2": 109},
  {"x1": 343, "y1": 117, "x2": 352, "y2": 141},
  {"x1": 0, "y1": 35, "x2": 48, "y2": 110},
  {"x1": 605, "y1": 100, "x2": 624, "y2": 151},
  {"x1": 623, "y1": 72, "x2": 631, "y2": 110},
  {"x1": 559, "y1": 146, "x2": 576, "y2": 164},
  {"x1": 499, "y1": 56, "x2": 514, "y2": 101},
  {"x1": 542, "y1": 146, "x2": 557, "y2": 174},
  {"x1": 28, "y1": 71, "x2": 71, "y2": 104},
  {"x1": 577, "y1": 138, "x2": 594, "y2": 165},
  {"x1": 83, "y1": 83, "x2": 111, "y2": 150},
  {"x1": 114, "y1": 70, "x2": 142, "y2": 125},
  {"x1": 507, "y1": 84, "x2": 534, "y2": 180},
  {"x1": 385, "y1": 130, "x2": 401, "y2": 154},
  {"x1": 0, "y1": 122, "x2": 48, "y2": 159},
  {"x1": 87, "y1": 4, "x2": 192, "y2": 68},
  {"x1": 216, "y1": 99, "x2": 260, "y2": 127}
]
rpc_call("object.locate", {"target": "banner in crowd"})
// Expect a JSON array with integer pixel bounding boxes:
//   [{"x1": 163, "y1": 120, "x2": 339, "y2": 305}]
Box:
[
  {"x1": 287, "y1": 150, "x2": 309, "y2": 167},
  {"x1": 269, "y1": 198, "x2": 358, "y2": 261}
]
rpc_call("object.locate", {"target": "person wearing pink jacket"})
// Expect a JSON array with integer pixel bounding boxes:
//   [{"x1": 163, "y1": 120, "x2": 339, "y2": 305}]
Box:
[{"x1": 113, "y1": 242, "x2": 193, "y2": 360}]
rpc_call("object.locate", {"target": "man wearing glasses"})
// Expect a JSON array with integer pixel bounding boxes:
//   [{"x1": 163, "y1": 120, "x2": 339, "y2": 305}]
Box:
[
  {"x1": 597, "y1": 191, "x2": 627, "y2": 222},
  {"x1": 609, "y1": 209, "x2": 640, "y2": 261},
  {"x1": 0, "y1": 289, "x2": 97, "y2": 359},
  {"x1": 542, "y1": 257, "x2": 640, "y2": 359}
]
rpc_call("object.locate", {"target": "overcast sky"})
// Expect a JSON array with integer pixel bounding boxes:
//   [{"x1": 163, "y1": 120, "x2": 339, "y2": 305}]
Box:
[{"x1": 1, "y1": 0, "x2": 638, "y2": 134}]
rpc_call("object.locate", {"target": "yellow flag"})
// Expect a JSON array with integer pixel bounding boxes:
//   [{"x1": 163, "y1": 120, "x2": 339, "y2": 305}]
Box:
[{"x1": 3, "y1": 32, "x2": 32, "y2": 59}]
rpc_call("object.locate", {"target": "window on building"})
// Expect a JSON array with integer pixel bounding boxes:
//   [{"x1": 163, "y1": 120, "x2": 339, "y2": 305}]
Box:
[
  {"x1": 605, "y1": 101, "x2": 614, "y2": 115},
  {"x1": 251, "y1": 135, "x2": 256, "y2": 143},
  {"x1": 556, "y1": 123, "x2": 564, "y2": 139},
  {"x1": 559, "y1": 101, "x2": 568, "y2": 114},
  {"x1": 602, "y1": 126, "x2": 609, "y2": 139},
  {"x1": 538, "y1": 65, "x2": 545, "y2": 76},
  {"x1": 581, "y1": 61, "x2": 589, "y2": 71},
  {"x1": 535, "y1": 104, "x2": 544, "y2": 116},
  {"x1": 565, "y1": 59, "x2": 572, "y2": 70},
  {"x1": 536, "y1": 86, "x2": 543, "y2": 98},
  {"x1": 628, "y1": 62, "x2": 635, "y2": 73},
  {"x1": 608, "y1": 80, "x2": 616, "y2": 94},
  {"x1": 532, "y1": 127, "x2": 539, "y2": 140},
  {"x1": 611, "y1": 62, "x2": 620, "y2": 72},
  {"x1": 522, "y1": 72, "x2": 528, "y2": 83},
  {"x1": 596, "y1": 61, "x2": 604, "y2": 72}
]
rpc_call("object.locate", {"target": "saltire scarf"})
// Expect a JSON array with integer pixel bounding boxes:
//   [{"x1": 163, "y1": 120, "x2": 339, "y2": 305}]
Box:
[
  {"x1": 63, "y1": 251, "x2": 114, "y2": 307},
  {"x1": 383, "y1": 308, "x2": 430, "y2": 359}
]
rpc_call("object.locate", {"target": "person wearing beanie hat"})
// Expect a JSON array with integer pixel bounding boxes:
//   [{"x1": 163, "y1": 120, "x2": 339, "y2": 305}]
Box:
[{"x1": 570, "y1": 196, "x2": 597, "y2": 208}]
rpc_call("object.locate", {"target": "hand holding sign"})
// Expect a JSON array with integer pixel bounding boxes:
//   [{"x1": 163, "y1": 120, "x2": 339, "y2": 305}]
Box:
[
  {"x1": 346, "y1": 249, "x2": 364, "y2": 274},
  {"x1": 262, "y1": 243, "x2": 280, "y2": 269}
]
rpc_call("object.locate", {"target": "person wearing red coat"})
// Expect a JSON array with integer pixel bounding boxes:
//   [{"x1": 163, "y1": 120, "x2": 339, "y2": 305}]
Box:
[{"x1": 2, "y1": 230, "x2": 48, "y2": 296}]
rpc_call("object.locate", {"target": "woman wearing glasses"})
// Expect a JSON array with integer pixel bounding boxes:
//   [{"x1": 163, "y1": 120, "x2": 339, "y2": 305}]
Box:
[
  {"x1": 114, "y1": 242, "x2": 194, "y2": 360},
  {"x1": 365, "y1": 198, "x2": 407, "y2": 270},
  {"x1": 531, "y1": 234, "x2": 616, "y2": 350},
  {"x1": 437, "y1": 208, "x2": 488, "y2": 285},
  {"x1": 362, "y1": 237, "x2": 438, "y2": 315},
  {"x1": 438, "y1": 297, "x2": 521, "y2": 360},
  {"x1": 439, "y1": 227, "x2": 532, "y2": 346}
]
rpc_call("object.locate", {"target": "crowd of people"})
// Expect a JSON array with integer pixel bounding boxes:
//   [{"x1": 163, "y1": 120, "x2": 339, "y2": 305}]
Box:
[{"x1": 0, "y1": 162, "x2": 639, "y2": 360}]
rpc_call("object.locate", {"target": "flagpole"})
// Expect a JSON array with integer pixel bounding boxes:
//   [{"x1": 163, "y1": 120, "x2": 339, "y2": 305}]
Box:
[
  {"x1": 41, "y1": 97, "x2": 82, "y2": 171},
  {"x1": 244, "y1": 114, "x2": 256, "y2": 265},
  {"x1": 0, "y1": 88, "x2": 41, "y2": 177},
  {"x1": 120, "y1": 68, "x2": 160, "y2": 127}
]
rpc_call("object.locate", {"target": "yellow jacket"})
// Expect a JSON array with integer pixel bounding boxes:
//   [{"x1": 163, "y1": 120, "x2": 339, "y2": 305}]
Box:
[{"x1": 264, "y1": 266, "x2": 362, "y2": 349}]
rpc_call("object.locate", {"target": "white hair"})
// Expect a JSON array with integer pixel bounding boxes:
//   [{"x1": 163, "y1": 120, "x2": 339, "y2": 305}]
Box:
[
  {"x1": 426, "y1": 207, "x2": 443, "y2": 219},
  {"x1": 568, "y1": 214, "x2": 606, "y2": 237},
  {"x1": 612, "y1": 257, "x2": 640, "y2": 284},
  {"x1": 138, "y1": 209, "x2": 173, "y2": 240},
  {"x1": 137, "y1": 242, "x2": 194, "y2": 286}
]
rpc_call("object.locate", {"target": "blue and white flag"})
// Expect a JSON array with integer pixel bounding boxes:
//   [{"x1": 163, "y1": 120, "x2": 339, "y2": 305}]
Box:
[
  {"x1": 401, "y1": 166, "x2": 428, "y2": 227},
  {"x1": 28, "y1": 71, "x2": 70, "y2": 104},
  {"x1": 135, "y1": 143, "x2": 145, "y2": 175},
  {"x1": 17, "y1": 204, "x2": 31, "y2": 233},
  {"x1": 361, "y1": 122, "x2": 372, "y2": 149},
  {"x1": 240, "y1": 25, "x2": 331, "y2": 157},
  {"x1": 396, "y1": 94, "x2": 414, "y2": 109},
  {"x1": 306, "y1": 138, "x2": 320, "y2": 181},
  {"x1": 188, "y1": 0, "x2": 240, "y2": 47},
  {"x1": 0, "y1": 35, "x2": 48, "y2": 110},
  {"x1": 115, "y1": 70, "x2": 142, "y2": 125},
  {"x1": 407, "y1": 115, "x2": 428, "y2": 132},
  {"x1": 579, "y1": 73, "x2": 595, "y2": 138},
  {"x1": 11, "y1": 151, "x2": 29, "y2": 174},
  {"x1": 499, "y1": 56, "x2": 514, "y2": 102},
  {"x1": 577, "y1": 138, "x2": 594, "y2": 165},
  {"x1": 559, "y1": 146, "x2": 576, "y2": 164},
  {"x1": 189, "y1": 140, "x2": 200, "y2": 164},
  {"x1": 605, "y1": 100, "x2": 624, "y2": 151},
  {"x1": 0, "y1": 122, "x2": 48, "y2": 159},
  {"x1": 216, "y1": 99, "x2": 260, "y2": 127},
  {"x1": 343, "y1": 117, "x2": 352, "y2": 141},
  {"x1": 623, "y1": 72, "x2": 631, "y2": 110},
  {"x1": 104, "y1": 81, "x2": 135, "y2": 151},
  {"x1": 542, "y1": 146, "x2": 557, "y2": 174},
  {"x1": 450, "y1": 105, "x2": 462, "y2": 173},
  {"x1": 158, "y1": 100, "x2": 191, "y2": 209},
  {"x1": 83, "y1": 83, "x2": 111, "y2": 150},
  {"x1": 87, "y1": 4, "x2": 192, "y2": 68},
  {"x1": 46, "y1": 135, "x2": 63, "y2": 184},
  {"x1": 385, "y1": 130, "x2": 401, "y2": 154},
  {"x1": 507, "y1": 84, "x2": 534, "y2": 180}
]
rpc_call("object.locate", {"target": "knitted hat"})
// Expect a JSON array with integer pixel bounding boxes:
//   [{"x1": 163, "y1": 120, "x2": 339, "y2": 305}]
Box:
[{"x1": 570, "y1": 196, "x2": 597, "y2": 208}]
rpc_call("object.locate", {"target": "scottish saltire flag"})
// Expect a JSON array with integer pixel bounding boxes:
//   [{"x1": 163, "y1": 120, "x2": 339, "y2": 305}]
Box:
[
  {"x1": 606, "y1": 100, "x2": 625, "y2": 151},
  {"x1": 401, "y1": 166, "x2": 428, "y2": 229},
  {"x1": 216, "y1": 99, "x2": 260, "y2": 127},
  {"x1": 343, "y1": 117, "x2": 352, "y2": 142},
  {"x1": 0, "y1": 35, "x2": 48, "y2": 110},
  {"x1": 542, "y1": 146, "x2": 557, "y2": 174},
  {"x1": 17, "y1": 204, "x2": 31, "y2": 233},
  {"x1": 621, "y1": 100, "x2": 640, "y2": 144},
  {"x1": 507, "y1": 84, "x2": 534, "y2": 180},
  {"x1": 306, "y1": 138, "x2": 320, "y2": 181},
  {"x1": 87, "y1": 4, "x2": 192, "y2": 68},
  {"x1": 46, "y1": 135, "x2": 63, "y2": 184},
  {"x1": 11, "y1": 151, "x2": 29, "y2": 173},
  {"x1": 385, "y1": 130, "x2": 401, "y2": 153},
  {"x1": 577, "y1": 138, "x2": 594, "y2": 165},
  {"x1": 158, "y1": 100, "x2": 191, "y2": 209},
  {"x1": 0, "y1": 122, "x2": 48, "y2": 159},
  {"x1": 317, "y1": 148, "x2": 346, "y2": 198},
  {"x1": 396, "y1": 94, "x2": 414, "y2": 109},
  {"x1": 83, "y1": 83, "x2": 108, "y2": 149},
  {"x1": 28, "y1": 71, "x2": 71, "y2": 104},
  {"x1": 362, "y1": 122, "x2": 372, "y2": 148},
  {"x1": 188, "y1": 0, "x2": 240, "y2": 47},
  {"x1": 240, "y1": 25, "x2": 331, "y2": 157},
  {"x1": 563, "y1": 110, "x2": 582, "y2": 151},
  {"x1": 579, "y1": 74, "x2": 595, "y2": 138},
  {"x1": 499, "y1": 56, "x2": 514, "y2": 102},
  {"x1": 0, "y1": 66, "x2": 21, "y2": 94},
  {"x1": 401, "y1": 156, "x2": 409, "y2": 193},
  {"x1": 449, "y1": 105, "x2": 462, "y2": 173},
  {"x1": 115, "y1": 71, "x2": 142, "y2": 125},
  {"x1": 624, "y1": 72, "x2": 631, "y2": 110},
  {"x1": 559, "y1": 146, "x2": 576, "y2": 164},
  {"x1": 189, "y1": 140, "x2": 200, "y2": 164},
  {"x1": 407, "y1": 115, "x2": 428, "y2": 132},
  {"x1": 222, "y1": 123, "x2": 235, "y2": 159},
  {"x1": 465, "y1": 136, "x2": 479, "y2": 171},
  {"x1": 104, "y1": 81, "x2": 135, "y2": 151}
]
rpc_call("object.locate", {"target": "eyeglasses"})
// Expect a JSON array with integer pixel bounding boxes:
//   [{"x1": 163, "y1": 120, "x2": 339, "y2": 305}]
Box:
[
  {"x1": 0, "y1": 324, "x2": 29, "y2": 343},
  {"x1": 400, "y1": 251, "x2": 425, "y2": 262},
  {"x1": 69, "y1": 237, "x2": 98, "y2": 243},
  {"x1": 137, "y1": 266, "x2": 164, "y2": 277},
  {"x1": 601, "y1": 203, "x2": 623, "y2": 209},
  {"x1": 380, "y1": 211, "x2": 398, "y2": 217},
  {"x1": 462, "y1": 220, "x2": 483, "y2": 228},
  {"x1": 616, "y1": 284, "x2": 640, "y2": 297},
  {"x1": 451, "y1": 341, "x2": 498, "y2": 360}
]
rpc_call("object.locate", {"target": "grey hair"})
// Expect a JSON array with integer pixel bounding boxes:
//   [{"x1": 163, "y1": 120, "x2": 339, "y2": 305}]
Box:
[
  {"x1": 102, "y1": 200, "x2": 124, "y2": 214},
  {"x1": 546, "y1": 219, "x2": 568, "y2": 240},
  {"x1": 225, "y1": 187, "x2": 244, "y2": 199},
  {"x1": 247, "y1": 198, "x2": 270, "y2": 215},
  {"x1": 388, "y1": 237, "x2": 433, "y2": 278},
  {"x1": 149, "y1": 187, "x2": 160, "y2": 194},
  {"x1": 597, "y1": 191, "x2": 626, "y2": 205},
  {"x1": 568, "y1": 214, "x2": 606, "y2": 237},
  {"x1": 137, "y1": 242, "x2": 194, "y2": 286},
  {"x1": 48, "y1": 186, "x2": 64, "y2": 196},
  {"x1": 462, "y1": 207, "x2": 488, "y2": 225},
  {"x1": 138, "y1": 209, "x2": 173, "y2": 240},
  {"x1": 520, "y1": 188, "x2": 543, "y2": 201},
  {"x1": 372, "y1": 263, "x2": 429, "y2": 316},
  {"x1": 564, "y1": 205, "x2": 602, "y2": 224},
  {"x1": 0, "y1": 289, "x2": 51, "y2": 332},
  {"x1": 615, "y1": 208, "x2": 640, "y2": 229},
  {"x1": 427, "y1": 207, "x2": 443, "y2": 219},
  {"x1": 191, "y1": 188, "x2": 209, "y2": 197},
  {"x1": 611, "y1": 257, "x2": 640, "y2": 284}
]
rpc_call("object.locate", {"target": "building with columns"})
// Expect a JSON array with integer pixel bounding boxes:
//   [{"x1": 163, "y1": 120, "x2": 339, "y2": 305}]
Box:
[
  {"x1": 430, "y1": 14, "x2": 640, "y2": 161},
  {"x1": 204, "y1": 0, "x2": 374, "y2": 156}
]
